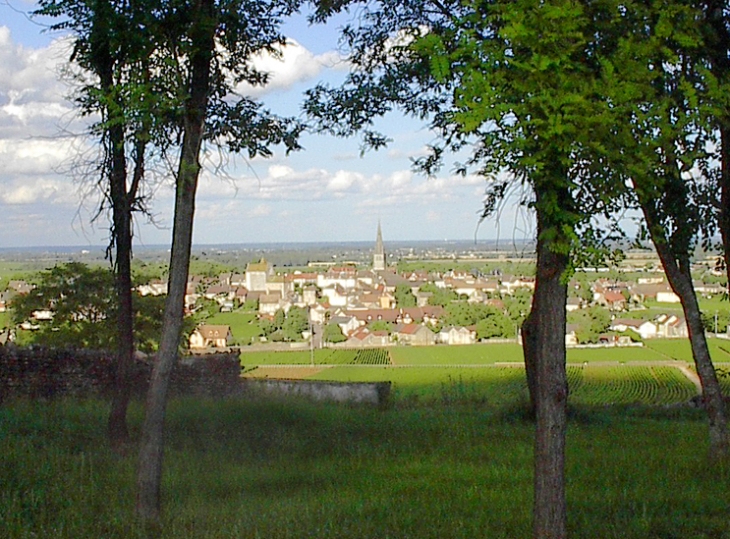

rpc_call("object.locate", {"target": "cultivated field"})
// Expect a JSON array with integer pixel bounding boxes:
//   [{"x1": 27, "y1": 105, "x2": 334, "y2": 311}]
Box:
[{"x1": 242, "y1": 339, "x2": 730, "y2": 405}]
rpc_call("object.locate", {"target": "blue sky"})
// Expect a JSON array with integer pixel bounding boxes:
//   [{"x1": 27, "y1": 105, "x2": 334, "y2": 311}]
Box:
[{"x1": 0, "y1": 0, "x2": 530, "y2": 248}]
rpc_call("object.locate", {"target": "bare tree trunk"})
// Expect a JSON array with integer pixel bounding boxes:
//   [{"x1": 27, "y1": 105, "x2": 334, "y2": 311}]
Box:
[
  {"x1": 521, "y1": 311, "x2": 538, "y2": 416},
  {"x1": 720, "y1": 125, "x2": 730, "y2": 291},
  {"x1": 531, "y1": 190, "x2": 569, "y2": 539},
  {"x1": 89, "y1": 2, "x2": 136, "y2": 452},
  {"x1": 645, "y1": 221, "x2": 729, "y2": 462},
  {"x1": 135, "y1": 1, "x2": 215, "y2": 527},
  {"x1": 107, "y1": 132, "x2": 135, "y2": 451}
]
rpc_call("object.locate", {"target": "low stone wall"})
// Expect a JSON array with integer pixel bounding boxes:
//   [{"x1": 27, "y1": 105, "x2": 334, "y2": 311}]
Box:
[
  {"x1": 0, "y1": 346, "x2": 242, "y2": 402},
  {"x1": 246, "y1": 378, "x2": 391, "y2": 406}
]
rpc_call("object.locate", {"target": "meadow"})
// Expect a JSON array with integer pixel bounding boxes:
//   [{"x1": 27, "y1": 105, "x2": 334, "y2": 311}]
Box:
[
  {"x1": 3, "y1": 339, "x2": 730, "y2": 537},
  {"x1": 2, "y1": 394, "x2": 729, "y2": 538}
]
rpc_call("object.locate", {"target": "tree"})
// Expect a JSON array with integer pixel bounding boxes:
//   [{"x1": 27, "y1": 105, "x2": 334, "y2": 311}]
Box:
[
  {"x1": 394, "y1": 283, "x2": 417, "y2": 307},
  {"x1": 323, "y1": 322, "x2": 347, "y2": 343},
  {"x1": 307, "y1": 2, "x2": 628, "y2": 535},
  {"x1": 418, "y1": 283, "x2": 458, "y2": 307},
  {"x1": 12, "y1": 263, "x2": 116, "y2": 349},
  {"x1": 12, "y1": 263, "x2": 165, "y2": 352},
  {"x1": 699, "y1": 1, "x2": 730, "y2": 301},
  {"x1": 132, "y1": 0, "x2": 303, "y2": 526},
  {"x1": 369, "y1": 319, "x2": 393, "y2": 333},
  {"x1": 474, "y1": 309, "x2": 513, "y2": 340},
  {"x1": 606, "y1": 0, "x2": 729, "y2": 461},
  {"x1": 569, "y1": 305, "x2": 610, "y2": 344},
  {"x1": 282, "y1": 306, "x2": 309, "y2": 341},
  {"x1": 35, "y1": 0, "x2": 166, "y2": 451}
]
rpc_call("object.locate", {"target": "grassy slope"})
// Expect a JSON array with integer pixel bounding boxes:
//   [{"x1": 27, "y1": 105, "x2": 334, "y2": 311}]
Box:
[{"x1": 1, "y1": 398, "x2": 728, "y2": 539}]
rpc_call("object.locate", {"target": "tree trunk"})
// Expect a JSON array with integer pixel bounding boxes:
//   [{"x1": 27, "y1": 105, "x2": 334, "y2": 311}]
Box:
[
  {"x1": 531, "y1": 191, "x2": 569, "y2": 539},
  {"x1": 135, "y1": 1, "x2": 216, "y2": 527},
  {"x1": 90, "y1": 3, "x2": 136, "y2": 453},
  {"x1": 645, "y1": 217, "x2": 729, "y2": 462},
  {"x1": 107, "y1": 138, "x2": 135, "y2": 451},
  {"x1": 521, "y1": 311, "x2": 538, "y2": 416},
  {"x1": 720, "y1": 125, "x2": 730, "y2": 292}
]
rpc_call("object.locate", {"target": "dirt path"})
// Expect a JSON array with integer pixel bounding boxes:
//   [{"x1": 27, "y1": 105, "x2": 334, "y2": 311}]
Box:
[{"x1": 676, "y1": 365, "x2": 702, "y2": 394}]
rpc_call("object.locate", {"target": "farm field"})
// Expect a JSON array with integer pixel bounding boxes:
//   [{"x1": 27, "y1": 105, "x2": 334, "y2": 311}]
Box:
[
  {"x1": 240, "y1": 340, "x2": 728, "y2": 406},
  {"x1": 644, "y1": 337, "x2": 730, "y2": 363},
  {"x1": 240, "y1": 339, "x2": 727, "y2": 367},
  {"x1": 245, "y1": 362, "x2": 701, "y2": 407}
]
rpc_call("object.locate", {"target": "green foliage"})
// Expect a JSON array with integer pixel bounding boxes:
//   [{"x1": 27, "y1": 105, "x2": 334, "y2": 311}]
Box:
[
  {"x1": 368, "y1": 319, "x2": 393, "y2": 333},
  {"x1": 11, "y1": 263, "x2": 166, "y2": 352},
  {"x1": 282, "y1": 306, "x2": 309, "y2": 341},
  {"x1": 323, "y1": 322, "x2": 347, "y2": 343},
  {"x1": 568, "y1": 305, "x2": 611, "y2": 344},
  {"x1": 394, "y1": 283, "x2": 417, "y2": 307},
  {"x1": 419, "y1": 283, "x2": 458, "y2": 306}
]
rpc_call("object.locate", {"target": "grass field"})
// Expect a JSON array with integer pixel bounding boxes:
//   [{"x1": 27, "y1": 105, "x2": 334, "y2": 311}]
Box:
[
  {"x1": 241, "y1": 339, "x2": 729, "y2": 367},
  {"x1": 2, "y1": 397, "x2": 728, "y2": 538}
]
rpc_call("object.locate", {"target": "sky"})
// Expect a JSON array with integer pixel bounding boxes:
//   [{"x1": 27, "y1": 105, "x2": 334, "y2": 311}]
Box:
[{"x1": 0, "y1": 0, "x2": 532, "y2": 249}]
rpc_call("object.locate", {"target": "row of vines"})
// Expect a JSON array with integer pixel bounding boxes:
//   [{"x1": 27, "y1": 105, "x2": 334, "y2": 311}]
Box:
[{"x1": 567, "y1": 365, "x2": 697, "y2": 406}]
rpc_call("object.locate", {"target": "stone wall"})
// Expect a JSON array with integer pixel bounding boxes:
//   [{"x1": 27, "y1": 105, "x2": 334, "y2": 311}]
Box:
[
  {"x1": 246, "y1": 378, "x2": 391, "y2": 407},
  {"x1": 0, "y1": 346, "x2": 242, "y2": 402}
]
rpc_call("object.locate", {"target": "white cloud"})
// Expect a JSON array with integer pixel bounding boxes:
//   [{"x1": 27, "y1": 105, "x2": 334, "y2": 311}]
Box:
[
  {"x1": 0, "y1": 176, "x2": 77, "y2": 205},
  {"x1": 250, "y1": 204, "x2": 272, "y2": 217},
  {"x1": 239, "y1": 39, "x2": 346, "y2": 96}
]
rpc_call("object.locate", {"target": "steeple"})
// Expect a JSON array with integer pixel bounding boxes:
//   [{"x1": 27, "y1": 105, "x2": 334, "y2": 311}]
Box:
[{"x1": 373, "y1": 221, "x2": 385, "y2": 271}]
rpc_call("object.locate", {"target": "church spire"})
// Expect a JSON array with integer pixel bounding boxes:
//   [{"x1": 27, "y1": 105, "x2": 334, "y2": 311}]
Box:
[{"x1": 373, "y1": 221, "x2": 385, "y2": 271}]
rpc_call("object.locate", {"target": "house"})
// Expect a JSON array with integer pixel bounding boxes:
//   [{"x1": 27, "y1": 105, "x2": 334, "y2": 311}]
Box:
[
  {"x1": 321, "y1": 284, "x2": 349, "y2": 307},
  {"x1": 610, "y1": 318, "x2": 658, "y2": 339},
  {"x1": 631, "y1": 283, "x2": 680, "y2": 304},
  {"x1": 189, "y1": 324, "x2": 233, "y2": 350},
  {"x1": 655, "y1": 314, "x2": 688, "y2": 338},
  {"x1": 566, "y1": 297, "x2": 582, "y2": 312},
  {"x1": 138, "y1": 279, "x2": 168, "y2": 296},
  {"x1": 656, "y1": 289, "x2": 681, "y2": 304},
  {"x1": 7, "y1": 280, "x2": 33, "y2": 295},
  {"x1": 330, "y1": 314, "x2": 361, "y2": 336},
  {"x1": 565, "y1": 324, "x2": 580, "y2": 346},
  {"x1": 258, "y1": 292, "x2": 284, "y2": 316},
  {"x1": 309, "y1": 303, "x2": 329, "y2": 324},
  {"x1": 346, "y1": 327, "x2": 390, "y2": 347},
  {"x1": 245, "y1": 259, "x2": 272, "y2": 292},
  {"x1": 394, "y1": 324, "x2": 436, "y2": 346},
  {"x1": 602, "y1": 290, "x2": 627, "y2": 311},
  {"x1": 0, "y1": 290, "x2": 12, "y2": 312},
  {"x1": 438, "y1": 326, "x2": 476, "y2": 345},
  {"x1": 414, "y1": 290, "x2": 433, "y2": 307}
]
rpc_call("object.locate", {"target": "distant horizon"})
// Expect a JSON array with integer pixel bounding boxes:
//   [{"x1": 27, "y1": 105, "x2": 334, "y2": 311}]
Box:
[{"x1": 0, "y1": 237, "x2": 536, "y2": 253}]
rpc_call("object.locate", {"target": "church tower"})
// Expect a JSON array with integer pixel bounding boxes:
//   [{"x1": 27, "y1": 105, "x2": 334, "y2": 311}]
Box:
[{"x1": 373, "y1": 221, "x2": 386, "y2": 271}]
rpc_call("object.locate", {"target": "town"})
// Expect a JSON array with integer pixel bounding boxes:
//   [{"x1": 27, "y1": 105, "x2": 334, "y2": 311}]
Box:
[
  {"x1": 97, "y1": 225, "x2": 727, "y2": 353},
  {"x1": 2, "y1": 224, "x2": 727, "y2": 354}
]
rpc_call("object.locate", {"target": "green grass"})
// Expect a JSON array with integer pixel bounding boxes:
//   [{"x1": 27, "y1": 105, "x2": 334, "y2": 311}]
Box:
[
  {"x1": 205, "y1": 311, "x2": 262, "y2": 345},
  {"x1": 644, "y1": 338, "x2": 730, "y2": 364},
  {"x1": 242, "y1": 339, "x2": 722, "y2": 368},
  {"x1": 566, "y1": 346, "x2": 667, "y2": 363},
  {"x1": 1, "y1": 397, "x2": 728, "y2": 538},
  {"x1": 0, "y1": 311, "x2": 9, "y2": 330},
  {"x1": 306, "y1": 363, "x2": 700, "y2": 406},
  {"x1": 390, "y1": 343, "x2": 524, "y2": 364}
]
